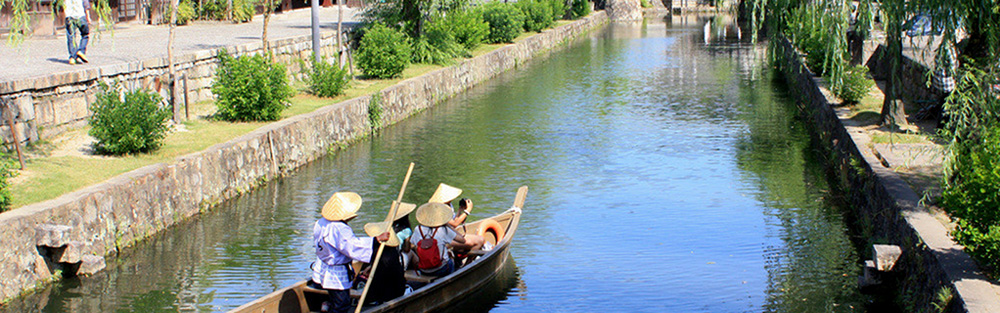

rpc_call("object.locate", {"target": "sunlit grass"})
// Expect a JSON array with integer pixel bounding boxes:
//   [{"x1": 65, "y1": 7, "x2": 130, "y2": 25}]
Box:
[{"x1": 871, "y1": 131, "x2": 933, "y2": 144}]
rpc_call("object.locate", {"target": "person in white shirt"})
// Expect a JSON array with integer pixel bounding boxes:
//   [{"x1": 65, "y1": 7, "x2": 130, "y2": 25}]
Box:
[
  {"x1": 63, "y1": 0, "x2": 90, "y2": 64},
  {"x1": 312, "y1": 191, "x2": 389, "y2": 313}
]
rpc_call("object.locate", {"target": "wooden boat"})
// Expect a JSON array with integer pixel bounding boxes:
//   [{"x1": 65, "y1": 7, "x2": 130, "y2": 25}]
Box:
[{"x1": 230, "y1": 186, "x2": 527, "y2": 313}]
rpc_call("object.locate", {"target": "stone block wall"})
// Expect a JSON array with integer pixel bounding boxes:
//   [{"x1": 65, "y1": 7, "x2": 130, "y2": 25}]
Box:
[
  {"x1": 0, "y1": 11, "x2": 609, "y2": 302},
  {"x1": 0, "y1": 31, "x2": 343, "y2": 145},
  {"x1": 774, "y1": 37, "x2": 1000, "y2": 313}
]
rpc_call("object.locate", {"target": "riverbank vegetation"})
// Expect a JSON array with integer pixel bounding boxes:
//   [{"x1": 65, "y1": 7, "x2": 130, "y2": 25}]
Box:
[
  {"x1": 743, "y1": 0, "x2": 1000, "y2": 277},
  {"x1": 0, "y1": 1, "x2": 593, "y2": 211}
]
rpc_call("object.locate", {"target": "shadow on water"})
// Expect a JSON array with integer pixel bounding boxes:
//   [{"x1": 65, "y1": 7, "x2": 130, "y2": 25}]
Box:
[{"x1": 439, "y1": 258, "x2": 522, "y2": 313}]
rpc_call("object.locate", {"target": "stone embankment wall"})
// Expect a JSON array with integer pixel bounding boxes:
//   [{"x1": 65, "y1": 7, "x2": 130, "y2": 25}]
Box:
[
  {"x1": 0, "y1": 32, "x2": 342, "y2": 145},
  {"x1": 773, "y1": 37, "x2": 1000, "y2": 313},
  {"x1": 0, "y1": 11, "x2": 609, "y2": 302}
]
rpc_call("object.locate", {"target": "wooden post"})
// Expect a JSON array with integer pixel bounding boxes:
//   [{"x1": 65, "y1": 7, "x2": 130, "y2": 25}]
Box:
[
  {"x1": 3, "y1": 100, "x2": 25, "y2": 170},
  {"x1": 183, "y1": 74, "x2": 190, "y2": 120}
]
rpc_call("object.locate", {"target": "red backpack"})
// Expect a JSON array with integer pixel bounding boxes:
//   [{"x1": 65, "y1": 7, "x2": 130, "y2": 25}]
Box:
[{"x1": 416, "y1": 227, "x2": 443, "y2": 270}]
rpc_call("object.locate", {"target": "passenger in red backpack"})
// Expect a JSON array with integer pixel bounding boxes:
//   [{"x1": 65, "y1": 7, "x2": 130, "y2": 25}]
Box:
[{"x1": 407, "y1": 202, "x2": 466, "y2": 277}]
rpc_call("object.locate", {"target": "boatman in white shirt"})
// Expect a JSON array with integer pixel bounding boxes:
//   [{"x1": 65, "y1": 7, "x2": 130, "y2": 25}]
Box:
[{"x1": 312, "y1": 191, "x2": 390, "y2": 313}]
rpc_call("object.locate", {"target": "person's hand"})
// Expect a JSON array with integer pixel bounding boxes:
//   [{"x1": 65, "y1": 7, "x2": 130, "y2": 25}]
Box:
[
  {"x1": 376, "y1": 232, "x2": 390, "y2": 242},
  {"x1": 463, "y1": 199, "x2": 473, "y2": 213}
]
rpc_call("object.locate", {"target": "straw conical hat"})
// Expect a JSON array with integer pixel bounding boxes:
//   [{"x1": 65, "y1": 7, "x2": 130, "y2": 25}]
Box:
[
  {"x1": 416, "y1": 202, "x2": 454, "y2": 227},
  {"x1": 428, "y1": 183, "x2": 462, "y2": 204},
  {"x1": 364, "y1": 221, "x2": 400, "y2": 247},
  {"x1": 322, "y1": 192, "x2": 362, "y2": 221},
  {"x1": 391, "y1": 201, "x2": 417, "y2": 221}
]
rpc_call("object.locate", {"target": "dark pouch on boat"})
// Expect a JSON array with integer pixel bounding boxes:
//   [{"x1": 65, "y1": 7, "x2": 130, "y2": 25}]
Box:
[{"x1": 416, "y1": 227, "x2": 442, "y2": 270}]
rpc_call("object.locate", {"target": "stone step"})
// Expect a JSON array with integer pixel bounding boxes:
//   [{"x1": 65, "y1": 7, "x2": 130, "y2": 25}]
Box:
[
  {"x1": 873, "y1": 244, "x2": 902, "y2": 272},
  {"x1": 34, "y1": 224, "x2": 74, "y2": 248},
  {"x1": 76, "y1": 255, "x2": 106, "y2": 276},
  {"x1": 53, "y1": 241, "x2": 86, "y2": 264}
]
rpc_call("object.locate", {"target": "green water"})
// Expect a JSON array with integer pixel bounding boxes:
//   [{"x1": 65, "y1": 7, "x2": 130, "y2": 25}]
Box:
[{"x1": 4, "y1": 15, "x2": 881, "y2": 312}]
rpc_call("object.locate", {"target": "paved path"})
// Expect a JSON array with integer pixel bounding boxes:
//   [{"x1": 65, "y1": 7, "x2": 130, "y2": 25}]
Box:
[{"x1": 0, "y1": 6, "x2": 360, "y2": 82}]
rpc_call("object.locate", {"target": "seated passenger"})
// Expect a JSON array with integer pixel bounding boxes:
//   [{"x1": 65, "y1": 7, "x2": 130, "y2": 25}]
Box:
[
  {"x1": 356, "y1": 201, "x2": 416, "y2": 305},
  {"x1": 408, "y1": 202, "x2": 466, "y2": 277},
  {"x1": 428, "y1": 184, "x2": 485, "y2": 255},
  {"x1": 311, "y1": 192, "x2": 390, "y2": 313}
]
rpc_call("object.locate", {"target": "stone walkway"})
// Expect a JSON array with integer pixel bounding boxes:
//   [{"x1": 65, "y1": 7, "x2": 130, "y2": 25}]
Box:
[{"x1": 0, "y1": 6, "x2": 361, "y2": 82}]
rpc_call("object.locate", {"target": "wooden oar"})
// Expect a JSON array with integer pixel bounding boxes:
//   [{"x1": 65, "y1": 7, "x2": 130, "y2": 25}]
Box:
[{"x1": 355, "y1": 162, "x2": 414, "y2": 313}]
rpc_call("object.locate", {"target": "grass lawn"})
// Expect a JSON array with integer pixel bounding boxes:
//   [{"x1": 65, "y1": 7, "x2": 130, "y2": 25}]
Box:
[{"x1": 6, "y1": 19, "x2": 589, "y2": 209}]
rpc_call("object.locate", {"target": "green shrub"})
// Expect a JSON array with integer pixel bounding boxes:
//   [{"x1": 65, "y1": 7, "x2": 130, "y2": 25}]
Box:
[
  {"x1": 833, "y1": 65, "x2": 874, "y2": 103},
  {"x1": 517, "y1": 0, "x2": 553, "y2": 33},
  {"x1": 482, "y1": 3, "x2": 525, "y2": 44},
  {"x1": 198, "y1": 0, "x2": 252, "y2": 22},
  {"x1": 231, "y1": 0, "x2": 255, "y2": 23},
  {"x1": 943, "y1": 128, "x2": 1000, "y2": 274},
  {"x1": 444, "y1": 10, "x2": 489, "y2": 50},
  {"x1": 88, "y1": 82, "x2": 172, "y2": 155},
  {"x1": 410, "y1": 16, "x2": 467, "y2": 65},
  {"x1": 357, "y1": 24, "x2": 412, "y2": 78},
  {"x1": 640, "y1": 0, "x2": 651, "y2": 8},
  {"x1": 199, "y1": 0, "x2": 227, "y2": 20},
  {"x1": 307, "y1": 58, "x2": 350, "y2": 98},
  {"x1": 0, "y1": 153, "x2": 18, "y2": 212},
  {"x1": 569, "y1": 0, "x2": 590, "y2": 19},
  {"x1": 212, "y1": 51, "x2": 293, "y2": 121},
  {"x1": 547, "y1": 0, "x2": 567, "y2": 20},
  {"x1": 165, "y1": 0, "x2": 197, "y2": 25},
  {"x1": 952, "y1": 221, "x2": 1000, "y2": 274}
]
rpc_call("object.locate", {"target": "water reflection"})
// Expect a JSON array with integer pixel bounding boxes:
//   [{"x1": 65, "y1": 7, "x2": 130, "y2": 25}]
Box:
[{"x1": 4, "y1": 15, "x2": 878, "y2": 313}]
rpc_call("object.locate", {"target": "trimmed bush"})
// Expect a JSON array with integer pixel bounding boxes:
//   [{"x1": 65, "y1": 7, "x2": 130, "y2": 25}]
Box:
[
  {"x1": 547, "y1": 0, "x2": 568, "y2": 20},
  {"x1": 482, "y1": 3, "x2": 525, "y2": 44},
  {"x1": 212, "y1": 51, "x2": 294, "y2": 121},
  {"x1": 410, "y1": 16, "x2": 467, "y2": 65},
  {"x1": 307, "y1": 58, "x2": 350, "y2": 98},
  {"x1": 199, "y1": 0, "x2": 252, "y2": 22},
  {"x1": 165, "y1": 0, "x2": 196, "y2": 25},
  {"x1": 357, "y1": 24, "x2": 412, "y2": 78},
  {"x1": 569, "y1": 0, "x2": 590, "y2": 19},
  {"x1": 88, "y1": 82, "x2": 171, "y2": 155},
  {"x1": 0, "y1": 153, "x2": 18, "y2": 212},
  {"x1": 444, "y1": 10, "x2": 489, "y2": 50},
  {"x1": 517, "y1": 0, "x2": 554, "y2": 33},
  {"x1": 833, "y1": 65, "x2": 874, "y2": 103},
  {"x1": 231, "y1": 0, "x2": 255, "y2": 22}
]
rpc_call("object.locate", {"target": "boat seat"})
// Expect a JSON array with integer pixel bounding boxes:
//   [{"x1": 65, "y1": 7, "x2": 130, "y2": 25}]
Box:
[
  {"x1": 303, "y1": 282, "x2": 363, "y2": 298},
  {"x1": 404, "y1": 270, "x2": 437, "y2": 283}
]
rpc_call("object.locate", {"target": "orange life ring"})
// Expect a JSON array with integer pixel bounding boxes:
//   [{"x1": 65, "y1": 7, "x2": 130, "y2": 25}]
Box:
[{"x1": 477, "y1": 219, "x2": 505, "y2": 245}]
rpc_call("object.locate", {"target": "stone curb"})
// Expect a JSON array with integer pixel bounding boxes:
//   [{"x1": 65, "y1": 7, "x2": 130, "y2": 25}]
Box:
[
  {"x1": 774, "y1": 36, "x2": 1000, "y2": 312},
  {"x1": 0, "y1": 11, "x2": 610, "y2": 302}
]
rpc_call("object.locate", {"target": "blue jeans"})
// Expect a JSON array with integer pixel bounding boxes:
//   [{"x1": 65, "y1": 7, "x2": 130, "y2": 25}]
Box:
[{"x1": 65, "y1": 17, "x2": 89, "y2": 60}]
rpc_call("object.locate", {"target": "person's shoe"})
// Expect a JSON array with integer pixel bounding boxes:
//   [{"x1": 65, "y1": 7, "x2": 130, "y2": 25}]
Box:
[
  {"x1": 69, "y1": 58, "x2": 78, "y2": 65},
  {"x1": 76, "y1": 51, "x2": 88, "y2": 63}
]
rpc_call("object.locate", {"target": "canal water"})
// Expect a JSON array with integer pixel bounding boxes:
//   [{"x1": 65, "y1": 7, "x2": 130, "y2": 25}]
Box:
[{"x1": 6, "y1": 15, "x2": 873, "y2": 312}]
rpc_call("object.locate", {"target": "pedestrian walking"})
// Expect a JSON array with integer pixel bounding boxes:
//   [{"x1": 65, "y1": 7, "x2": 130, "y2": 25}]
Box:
[{"x1": 64, "y1": 0, "x2": 90, "y2": 64}]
